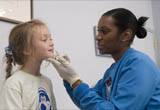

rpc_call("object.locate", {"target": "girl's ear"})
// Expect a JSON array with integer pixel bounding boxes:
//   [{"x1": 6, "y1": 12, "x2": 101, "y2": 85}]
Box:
[
  {"x1": 23, "y1": 48, "x2": 32, "y2": 56},
  {"x1": 120, "y1": 29, "x2": 132, "y2": 42}
]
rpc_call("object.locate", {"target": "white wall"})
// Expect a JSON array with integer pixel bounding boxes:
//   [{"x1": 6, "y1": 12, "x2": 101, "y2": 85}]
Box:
[
  {"x1": 0, "y1": 22, "x2": 14, "y2": 90},
  {"x1": 0, "y1": 0, "x2": 156, "y2": 109},
  {"x1": 151, "y1": 0, "x2": 160, "y2": 67}
]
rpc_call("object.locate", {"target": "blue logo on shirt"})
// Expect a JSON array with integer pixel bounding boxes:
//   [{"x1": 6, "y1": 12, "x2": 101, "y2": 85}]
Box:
[{"x1": 37, "y1": 87, "x2": 53, "y2": 110}]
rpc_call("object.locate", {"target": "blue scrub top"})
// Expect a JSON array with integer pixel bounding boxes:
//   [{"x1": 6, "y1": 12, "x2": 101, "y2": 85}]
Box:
[{"x1": 64, "y1": 48, "x2": 160, "y2": 110}]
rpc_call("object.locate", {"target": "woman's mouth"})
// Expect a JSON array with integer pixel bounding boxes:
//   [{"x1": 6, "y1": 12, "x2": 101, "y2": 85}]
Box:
[{"x1": 97, "y1": 43, "x2": 104, "y2": 50}]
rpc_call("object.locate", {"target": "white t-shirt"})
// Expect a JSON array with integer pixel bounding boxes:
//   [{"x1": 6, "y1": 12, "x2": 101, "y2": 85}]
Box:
[{"x1": 0, "y1": 70, "x2": 57, "y2": 110}]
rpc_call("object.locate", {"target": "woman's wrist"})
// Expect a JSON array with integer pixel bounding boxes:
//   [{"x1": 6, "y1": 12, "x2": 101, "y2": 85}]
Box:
[{"x1": 71, "y1": 79, "x2": 82, "y2": 89}]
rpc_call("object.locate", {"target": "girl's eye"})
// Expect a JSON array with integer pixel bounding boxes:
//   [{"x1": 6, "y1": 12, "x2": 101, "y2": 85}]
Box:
[{"x1": 42, "y1": 39, "x2": 47, "y2": 42}]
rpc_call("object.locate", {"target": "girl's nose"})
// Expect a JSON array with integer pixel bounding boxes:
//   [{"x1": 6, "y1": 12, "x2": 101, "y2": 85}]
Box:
[{"x1": 50, "y1": 41, "x2": 54, "y2": 47}]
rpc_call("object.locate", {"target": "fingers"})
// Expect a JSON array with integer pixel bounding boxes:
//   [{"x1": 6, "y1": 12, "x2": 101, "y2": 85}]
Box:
[
  {"x1": 56, "y1": 56, "x2": 70, "y2": 66},
  {"x1": 46, "y1": 53, "x2": 71, "y2": 67},
  {"x1": 62, "y1": 54, "x2": 70, "y2": 62},
  {"x1": 46, "y1": 58, "x2": 61, "y2": 68},
  {"x1": 54, "y1": 54, "x2": 70, "y2": 62},
  {"x1": 46, "y1": 58, "x2": 55, "y2": 62}
]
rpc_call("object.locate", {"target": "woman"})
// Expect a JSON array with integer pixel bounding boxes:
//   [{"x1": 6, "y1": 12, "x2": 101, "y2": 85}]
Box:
[{"x1": 48, "y1": 8, "x2": 160, "y2": 110}]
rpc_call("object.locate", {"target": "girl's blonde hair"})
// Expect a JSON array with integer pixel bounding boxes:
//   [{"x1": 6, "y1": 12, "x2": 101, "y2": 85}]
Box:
[{"x1": 5, "y1": 19, "x2": 45, "y2": 79}]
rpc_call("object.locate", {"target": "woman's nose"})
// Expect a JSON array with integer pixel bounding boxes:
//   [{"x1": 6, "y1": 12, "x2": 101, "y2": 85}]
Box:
[{"x1": 96, "y1": 34, "x2": 102, "y2": 41}]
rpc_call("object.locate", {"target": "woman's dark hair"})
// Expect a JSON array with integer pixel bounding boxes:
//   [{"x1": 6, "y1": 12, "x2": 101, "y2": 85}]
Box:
[{"x1": 102, "y1": 8, "x2": 148, "y2": 44}]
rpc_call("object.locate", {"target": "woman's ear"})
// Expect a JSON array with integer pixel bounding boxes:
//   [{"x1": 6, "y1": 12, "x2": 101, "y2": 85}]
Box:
[{"x1": 120, "y1": 29, "x2": 132, "y2": 42}]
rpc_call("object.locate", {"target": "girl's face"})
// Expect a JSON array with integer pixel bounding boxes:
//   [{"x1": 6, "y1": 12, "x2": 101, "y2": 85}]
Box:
[
  {"x1": 96, "y1": 16, "x2": 122, "y2": 55},
  {"x1": 31, "y1": 25, "x2": 54, "y2": 60}
]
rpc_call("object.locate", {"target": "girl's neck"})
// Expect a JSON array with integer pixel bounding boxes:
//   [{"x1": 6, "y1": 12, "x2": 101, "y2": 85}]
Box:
[{"x1": 21, "y1": 58, "x2": 42, "y2": 76}]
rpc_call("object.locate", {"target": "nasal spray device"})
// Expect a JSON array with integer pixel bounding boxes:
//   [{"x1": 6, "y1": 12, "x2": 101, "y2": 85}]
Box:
[{"x1": 46, "y1": 49, "x2": 70, "y2": 63}]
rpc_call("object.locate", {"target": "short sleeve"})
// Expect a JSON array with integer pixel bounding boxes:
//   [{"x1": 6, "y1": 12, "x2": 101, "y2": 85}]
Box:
[{"x1": 0, "y1": 85, "x2": 23, "y2": 109}]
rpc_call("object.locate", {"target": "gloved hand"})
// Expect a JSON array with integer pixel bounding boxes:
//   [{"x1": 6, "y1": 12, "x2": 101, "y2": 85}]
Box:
[{"x1": 46, "y1": 55, "x2": 81, "y2": 86}]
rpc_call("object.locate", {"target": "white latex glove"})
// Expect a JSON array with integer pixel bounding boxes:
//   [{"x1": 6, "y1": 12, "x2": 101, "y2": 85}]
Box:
[{"x1": 46, "y1": 55, "x2": 81, "y2": 86}]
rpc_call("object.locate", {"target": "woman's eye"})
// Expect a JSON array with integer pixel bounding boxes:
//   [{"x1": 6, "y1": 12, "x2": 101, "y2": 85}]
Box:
[
  {"x1": 98, "y1": 29, "x2": 108, "y2": 35},
  {"x1": 101, "y1": 30, "x2": 108, "y2": 34}
]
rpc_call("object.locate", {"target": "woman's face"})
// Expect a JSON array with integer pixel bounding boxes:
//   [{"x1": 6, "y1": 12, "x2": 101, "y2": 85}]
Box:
[{"x1": 96, "y1": 16, "x2": 122, "y2": 55}]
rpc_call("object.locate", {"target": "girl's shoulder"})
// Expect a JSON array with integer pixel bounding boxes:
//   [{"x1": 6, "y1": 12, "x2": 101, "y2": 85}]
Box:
[
  {"x1": 4, "y1": 70, "x2": 40, "y2": 87},
  {"x1": 3, "y1": 70, "x2": 23, "y2": 91}
]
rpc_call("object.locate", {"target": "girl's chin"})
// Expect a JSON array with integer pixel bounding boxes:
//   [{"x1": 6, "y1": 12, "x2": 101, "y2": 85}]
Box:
[
  {"x1": 48, "y1": 55, "x2": 56, "y2": 59},
  {"x1": 52, "y1": 55, "x2": 56, "y2": 59}
]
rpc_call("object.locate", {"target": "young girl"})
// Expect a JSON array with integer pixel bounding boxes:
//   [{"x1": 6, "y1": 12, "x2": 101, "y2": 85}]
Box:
[{"x1": 0, "y1": 19, "x2": 57, "y2": 110}]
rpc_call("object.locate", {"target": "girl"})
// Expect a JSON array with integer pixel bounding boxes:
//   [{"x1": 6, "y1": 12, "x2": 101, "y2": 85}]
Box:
[{"x1": 0, "y1": 19, "x2": 57, "y2": 110}]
